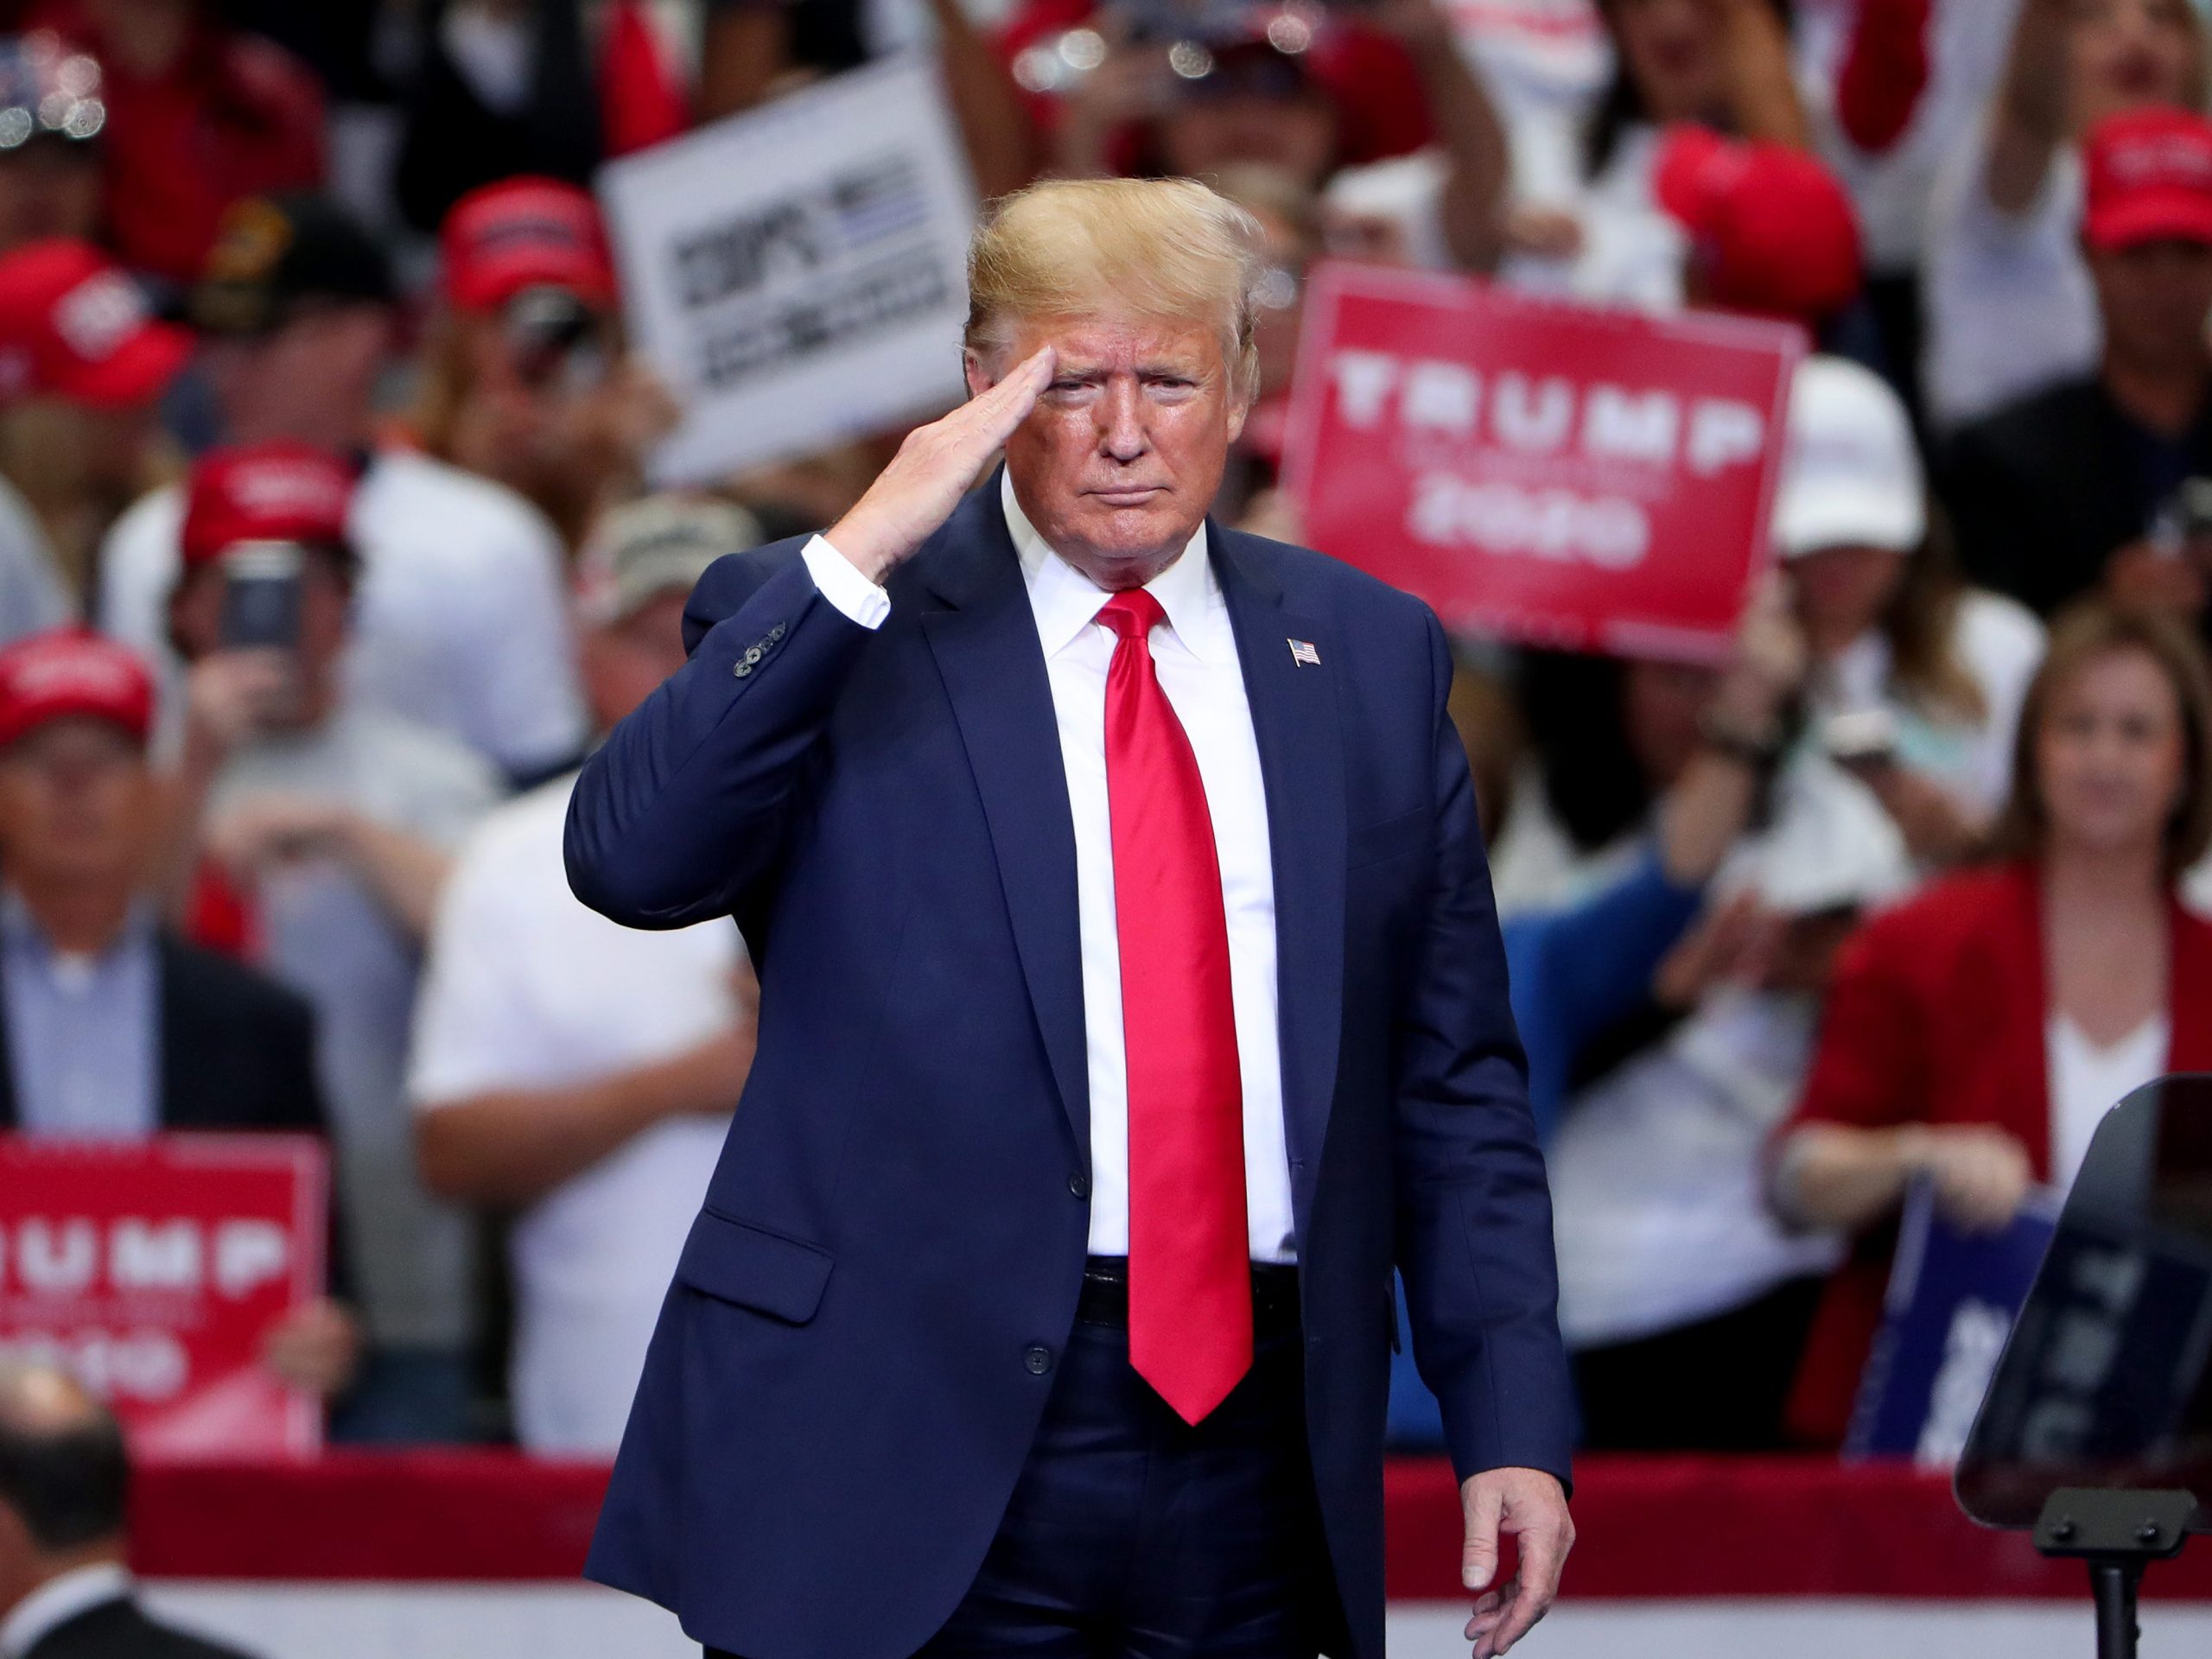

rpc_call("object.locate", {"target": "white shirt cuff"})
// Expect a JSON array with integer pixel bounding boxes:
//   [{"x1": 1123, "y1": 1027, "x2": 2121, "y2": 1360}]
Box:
[{"x1": 801, "y1": 535, "x2": 891, "y2": 630}]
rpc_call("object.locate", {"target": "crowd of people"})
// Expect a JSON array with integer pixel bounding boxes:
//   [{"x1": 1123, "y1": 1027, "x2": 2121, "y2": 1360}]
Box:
[{"x1": 0, "y1": 0, "x2": 2199, "y2": 1472}]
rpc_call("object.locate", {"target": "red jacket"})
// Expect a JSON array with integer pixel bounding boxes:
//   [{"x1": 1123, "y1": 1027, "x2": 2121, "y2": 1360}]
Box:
[{"x1": 1781, "y1": 860, "x2": 2212, "y2": 1444}]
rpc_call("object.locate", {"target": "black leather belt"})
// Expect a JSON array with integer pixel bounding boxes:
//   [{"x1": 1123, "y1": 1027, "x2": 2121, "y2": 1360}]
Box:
[{"x1": 1077, "y1": 1255, "x2": 1301, "y2": 1338}]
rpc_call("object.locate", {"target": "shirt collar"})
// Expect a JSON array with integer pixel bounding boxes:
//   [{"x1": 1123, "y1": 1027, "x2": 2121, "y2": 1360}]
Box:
[
  {"x1": 0, "y1": 892, "x2": 156, "y2": 967},
  {"x1": 1000, "y1": 470, "x2": 1224, "y2": 664},
  {"x1": 1, "y1": 1563, "x2": 131, "y2": 1659}
]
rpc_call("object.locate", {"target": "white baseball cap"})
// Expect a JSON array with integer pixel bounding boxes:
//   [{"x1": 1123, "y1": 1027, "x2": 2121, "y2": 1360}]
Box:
[
  {"x1": 577, "y1": 493, "x2": 760, "y2": 626},
  {"x1": 1772, "y1": 355, "x2": 1926, "y2": 560}
]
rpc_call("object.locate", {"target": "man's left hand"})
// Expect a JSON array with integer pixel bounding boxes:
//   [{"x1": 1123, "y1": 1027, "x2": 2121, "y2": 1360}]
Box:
[{"x1": 1460, "y1": 1465, "x2": 1573, "y2": 1658}]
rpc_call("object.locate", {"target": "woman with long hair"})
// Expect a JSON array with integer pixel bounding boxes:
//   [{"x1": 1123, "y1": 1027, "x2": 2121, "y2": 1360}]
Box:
[
  {"x1": 1779, "y1": 355, "x2": 2045, "y2": 866},
  {"x1": 1502, "y1": 0, "x2": 1807, "y2": 306},
  {"x1": 1770, "y1": 599, "x2": 2212, "y2": 1444}
]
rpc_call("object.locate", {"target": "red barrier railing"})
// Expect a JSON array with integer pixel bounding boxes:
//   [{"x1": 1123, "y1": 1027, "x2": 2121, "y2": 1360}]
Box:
[{"x1": 124, "y1": 1453, "x2": 2212, "y2": 1600}]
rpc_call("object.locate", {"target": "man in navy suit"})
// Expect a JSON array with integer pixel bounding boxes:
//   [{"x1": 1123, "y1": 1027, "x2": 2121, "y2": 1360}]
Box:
[{"x1": 568, "y1": 177, "x2": 1574, "y2": 1659}]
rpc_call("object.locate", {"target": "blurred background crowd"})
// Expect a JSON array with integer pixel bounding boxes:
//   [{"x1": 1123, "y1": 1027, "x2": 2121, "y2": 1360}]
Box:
[{"x1": 0, "y1": 0, "x2": 2209, "y2": 1492}]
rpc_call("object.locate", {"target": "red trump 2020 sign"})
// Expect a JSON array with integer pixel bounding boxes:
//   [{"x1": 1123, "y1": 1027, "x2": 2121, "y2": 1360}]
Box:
[
  {"x1": 0, "y1": 1134, "x2": 327, "y2": 1459},
  {"x1": 1281, "y1": 263, "x2": 1805, "y2": 660}
]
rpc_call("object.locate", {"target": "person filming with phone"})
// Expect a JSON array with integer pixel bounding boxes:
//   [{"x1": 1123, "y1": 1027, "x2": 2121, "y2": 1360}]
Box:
[
  {"x1": 408, "y1": 178, "x2": 675, "y2": 558},
  {"x1": 1777, "y1": 357, "x2": 2046, "y2": 870},
  {"x1": 158, "y1": 440, "x2": 503, "y2": 1444}
]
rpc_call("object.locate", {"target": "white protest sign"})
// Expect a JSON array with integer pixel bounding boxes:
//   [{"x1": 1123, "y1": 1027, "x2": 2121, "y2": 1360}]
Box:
[{"x1": 599, "y1": 54, "x2": 977, "y2": 484}]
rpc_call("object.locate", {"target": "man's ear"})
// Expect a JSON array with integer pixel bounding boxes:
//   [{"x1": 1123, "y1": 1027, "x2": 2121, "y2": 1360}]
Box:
[
  {"x1": 963, "y1": 348, "x2": 997, "y2": 401},
  {"x1": 1225, "y1": 388, "x2": 1252, "y2": 446}
]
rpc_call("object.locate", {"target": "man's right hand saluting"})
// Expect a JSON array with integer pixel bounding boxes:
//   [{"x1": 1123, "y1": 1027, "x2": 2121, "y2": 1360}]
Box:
[{"x1": 824, "y1": 346, "x2": 1058, "y2": 585}]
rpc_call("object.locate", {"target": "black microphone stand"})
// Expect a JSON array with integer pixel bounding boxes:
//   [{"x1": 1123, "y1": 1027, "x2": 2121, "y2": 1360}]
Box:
[{"x1": 2033, "y1": 1488, "x2": 2195, "y2": 1659}]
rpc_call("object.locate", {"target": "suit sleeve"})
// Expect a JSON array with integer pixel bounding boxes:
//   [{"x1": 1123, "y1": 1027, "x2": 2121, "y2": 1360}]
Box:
[
  {"x1": 1392, "y1": 607, "x2": 1574, "y2": 1491},
  {"x1": 565, "y1": 537, "x2": 879, "y2": 929},
  {"x1": 1503, "y1": 848, "x2": 1703, "y2": 1141}
]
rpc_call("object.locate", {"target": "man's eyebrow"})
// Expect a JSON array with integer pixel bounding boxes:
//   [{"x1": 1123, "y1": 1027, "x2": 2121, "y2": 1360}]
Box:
[{"x1": 1046, "y1": 358, "x2": 1209, "y2": 378}]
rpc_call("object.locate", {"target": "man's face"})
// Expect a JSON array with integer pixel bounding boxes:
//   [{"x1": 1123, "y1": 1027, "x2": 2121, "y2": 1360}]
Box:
[
  {"x1": 169, "y1": 547, "x2": 353, "y2": 728},
  {"x1": 2090, "y1": 237, "x2": 2212, "y2": 363},
  {"x1": 579, "y1": 590, "x2": 691, "y2": 731},
  {"x1": 2069, "y1": 0, "x2": 2202, "y2": 129},
  {"x1": 0, "y1": 143, "x2": 101, "y2": 254},
  {"x1": 973, "y1": 313, "x2": 1249, "y2": 580},
  {"x1": 1158, "y1": 91, "x2": 1338, "y2": 191},
  {"x1": 0, "y1": 717, "x2": 154, "y2": 892},
  {"x1": 1609, "y1": 0, "x2": 1732, "y2": 126},
  {"x1": 1622, "y1": 656, "x2": 1720, "y2": 789},
  {"x1": 76, "y1": 404, "x2": 161, "y2": 500},
  {"x1": 198, "y1": 308, "x2": 385, "y2": 447}
]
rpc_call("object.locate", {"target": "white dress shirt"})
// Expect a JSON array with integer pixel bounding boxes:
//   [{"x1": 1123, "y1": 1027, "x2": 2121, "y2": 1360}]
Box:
[
  {"x1": 0, "y1": 1562, "x2": 130, "y2": 1658},
  {"x1": 798, "y1": 475, "x2": 1296, "y2": 1262}
]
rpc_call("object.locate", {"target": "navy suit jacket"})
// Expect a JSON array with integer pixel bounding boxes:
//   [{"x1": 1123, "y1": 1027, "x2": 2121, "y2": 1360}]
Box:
[{"x1": 567, "y1": 476, "x2": 1572, "y2": 1659}]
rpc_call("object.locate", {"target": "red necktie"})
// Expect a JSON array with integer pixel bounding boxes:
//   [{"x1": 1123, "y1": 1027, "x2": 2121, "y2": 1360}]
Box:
[{"x1": 1097, "y1": 589, "x2": 1252, "y2": 1425}]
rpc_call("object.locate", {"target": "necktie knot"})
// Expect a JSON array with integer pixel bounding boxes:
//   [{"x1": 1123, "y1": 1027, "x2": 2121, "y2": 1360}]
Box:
[{"x1": 1097, "y1": 588, "x2": 1166, "y2": 643}]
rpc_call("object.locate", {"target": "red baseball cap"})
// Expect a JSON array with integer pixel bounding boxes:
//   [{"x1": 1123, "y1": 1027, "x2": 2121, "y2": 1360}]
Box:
[
  {"x1": 1654, "y1": 126, "x2": 1862, "y2": 326},
  {"x1": 0, "y1": 239, "x2": 191, "y2": 409},
  {"x1": 0, "y1": 627, "x2": 156, "y2": 748},
  {"x1": 180, "y1": 442, "x2": 357, "y2": 570},
  {"x1": 2083, "y1": 108, "x2": 2212, "y2": 252},
  {"x1": 441, "y1": 177, "x2": 617, "y2": 314}
]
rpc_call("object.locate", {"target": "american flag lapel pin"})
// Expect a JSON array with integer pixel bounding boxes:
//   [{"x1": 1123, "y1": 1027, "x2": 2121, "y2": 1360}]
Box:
[{"x1": 1287, "y1": 638, "x2": 1321, "y2": 668}]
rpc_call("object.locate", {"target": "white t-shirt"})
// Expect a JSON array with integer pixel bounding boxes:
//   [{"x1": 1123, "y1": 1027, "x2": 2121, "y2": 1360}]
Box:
[
  {"x1": 1549, "y1": 988, "x2": 1845, "y2": 1348},
  {"x1": 95, "y1": 448, "x2": 588, "y2": 779},
  {"x1": 0, "y1": 474, "x2": 70, "y2": 644},
  {"x1": 2045, "y1": 1013, "x2": 2167, "y2": 1192},
  {"x1": 1442, "y1": 0, "x2": 1611, "y2": 206},
  {"x1": 1797, "y1": 0, "x2": 2026, "y2": 274},
  {"x1": 1922, "y1": 124, "x2": 2096, "y2": 432},
  {"x1": 1498, "y1": 122, "x2": 1689, "y2": 312},
  {"x1": 410, "y1": 773, "x2": 741, "y2": 1454},
  {"x1": 1323, "y1": 151, "x2": 1459, "y2": 274},
  {"x1": 212, "y1": 703, "x2": 501, "y2": 1351},
  {"x1": 1809, "y1": 588, "x2": 2046, "y2": 820}
]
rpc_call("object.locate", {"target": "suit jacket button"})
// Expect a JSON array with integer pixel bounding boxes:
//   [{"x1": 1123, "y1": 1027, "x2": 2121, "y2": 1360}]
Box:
[
  {"x1": 1067, "y1": 1172, "x2": 1090, "y2": 1199},
  {"x1": 734, "y1": 663, "x2": 752, "y2": 677},
  {"x1": 1024, "y1": 1345, "x2": 1052, "y2": 1376}
]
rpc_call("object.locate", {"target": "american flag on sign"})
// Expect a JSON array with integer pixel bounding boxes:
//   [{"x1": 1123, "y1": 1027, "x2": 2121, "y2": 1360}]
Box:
[{"x1": 1287, "y1": 639, "x2": 1321, "y2": 667}]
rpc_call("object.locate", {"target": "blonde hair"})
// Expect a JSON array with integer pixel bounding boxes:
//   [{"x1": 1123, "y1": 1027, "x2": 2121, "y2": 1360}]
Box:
[{"x1": 963, "y1": 178, "x2": 1267, "y2": 400}]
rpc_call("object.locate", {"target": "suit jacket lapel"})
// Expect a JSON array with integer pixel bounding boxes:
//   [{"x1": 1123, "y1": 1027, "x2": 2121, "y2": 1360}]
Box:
[
  {"x1": 156, "y1": 936, "x2": 210, "y2": 1130},
  {"x1": 913, "y1": 483, "x2": 1091, "y2": 1161},
  {"x1": 1213, "y1": 526, "x2": 1345, "y2": 1236}
]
